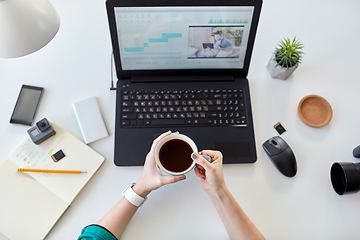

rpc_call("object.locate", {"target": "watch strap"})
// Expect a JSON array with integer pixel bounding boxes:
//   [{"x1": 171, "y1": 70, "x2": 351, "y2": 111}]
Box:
[{"x1": 122, "y1": 183, "x2": 147, "y2": 207}]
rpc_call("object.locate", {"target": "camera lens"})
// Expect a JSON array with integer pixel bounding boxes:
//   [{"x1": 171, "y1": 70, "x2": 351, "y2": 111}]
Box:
[
  {"x1": 331, "y1": 163, "x2": 347, "y2": 195},
  {"x1": 36, "y1": 118, "x2": 50, "y2": 132},
  {"x1": 331, "y1": 162, "x2": 360, "y2": 195}
]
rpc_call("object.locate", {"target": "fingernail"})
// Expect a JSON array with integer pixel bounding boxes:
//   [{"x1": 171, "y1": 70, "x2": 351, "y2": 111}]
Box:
[
  {"x1": 191, "y1": 153, "x2": 197, "y2": 159},
  {"x1": 180, "y1": 176, "x2": 186, "y2": 181}
]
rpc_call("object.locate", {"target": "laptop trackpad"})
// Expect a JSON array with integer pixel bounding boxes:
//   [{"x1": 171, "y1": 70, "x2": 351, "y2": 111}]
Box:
[{"x1": 215, "y1": 142, "x2": 251, "y2": 158}]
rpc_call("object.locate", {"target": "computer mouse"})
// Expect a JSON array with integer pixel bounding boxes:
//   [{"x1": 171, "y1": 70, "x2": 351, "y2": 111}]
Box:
[
  {"x1": 353, "y1": 145, "x2": 360, "y2": 158},
  {"x1": 262, "y1": 136, "x2": 297, "y2": 177}
]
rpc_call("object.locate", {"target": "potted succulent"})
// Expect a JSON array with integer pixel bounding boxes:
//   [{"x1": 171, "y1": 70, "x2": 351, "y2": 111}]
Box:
[{"x1": 267, "y1": 37, "x2": 304, "y2": 80}]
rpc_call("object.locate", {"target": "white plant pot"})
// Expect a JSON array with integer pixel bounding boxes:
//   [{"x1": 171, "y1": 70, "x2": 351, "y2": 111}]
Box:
[{"x1": 267, "y1": 54, "x2": 298, "y2": 80}]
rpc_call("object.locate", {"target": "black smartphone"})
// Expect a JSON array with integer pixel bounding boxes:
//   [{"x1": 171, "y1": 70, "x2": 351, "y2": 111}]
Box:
[{"x1": 10, "y1": 85, "x2": 44, "y2": 126}]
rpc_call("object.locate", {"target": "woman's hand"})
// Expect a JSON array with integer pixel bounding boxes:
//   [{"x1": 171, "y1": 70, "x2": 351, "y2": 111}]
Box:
[
  {"x1": 133, "y1": 131, "x2": 186, "y2": 197},
  {"x1": 192, "y1": 150, "x2": 226, "y2": 195}
]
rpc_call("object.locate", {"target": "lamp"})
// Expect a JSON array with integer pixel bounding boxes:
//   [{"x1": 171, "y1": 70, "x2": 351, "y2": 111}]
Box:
[{"x1": 0, "y1": 0, "x2": 60, "y2": 58}]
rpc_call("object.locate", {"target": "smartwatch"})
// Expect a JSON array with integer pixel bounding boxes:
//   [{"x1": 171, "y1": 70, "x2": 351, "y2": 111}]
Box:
[{"x1": 122, "y1": 183, "x2": 147, "y2": 207}]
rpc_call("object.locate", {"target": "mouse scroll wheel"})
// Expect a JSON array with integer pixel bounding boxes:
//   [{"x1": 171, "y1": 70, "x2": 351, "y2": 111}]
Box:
[{"x1": 269, "y1": 139, "x2": 281, "y2": 149}]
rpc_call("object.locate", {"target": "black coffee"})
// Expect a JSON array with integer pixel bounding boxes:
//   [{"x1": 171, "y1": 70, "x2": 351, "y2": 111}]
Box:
[{"x1": 159, "y1": 139, "x2": 193, "y2": 172}]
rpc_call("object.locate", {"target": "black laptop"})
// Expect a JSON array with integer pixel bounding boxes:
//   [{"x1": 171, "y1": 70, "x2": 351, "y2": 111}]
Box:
[{"x1": 106, "y1": 0, "x2": 262, "y2": 166}]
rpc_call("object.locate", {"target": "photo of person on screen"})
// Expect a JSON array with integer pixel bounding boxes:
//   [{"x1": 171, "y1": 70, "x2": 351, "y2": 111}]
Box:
[
  {"x1": 187, "y1": 26, "x2": 241, "y2": 59},
  {"x1": 214, "y1": 30, "x2": 232, "y2": 51},
  {"x1": 198, "y1": 35, "x2": 218, "y2": 58}
]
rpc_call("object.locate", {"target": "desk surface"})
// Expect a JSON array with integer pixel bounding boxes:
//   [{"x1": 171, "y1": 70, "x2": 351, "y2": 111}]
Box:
[{"x1": 1, "y1": 0, "x2": 360, "y2": 239}]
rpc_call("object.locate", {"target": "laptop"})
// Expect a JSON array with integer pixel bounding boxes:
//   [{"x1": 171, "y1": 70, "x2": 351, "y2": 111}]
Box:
[{"x1": 106, "y1": 0, "x2": 262, "y2": 166}]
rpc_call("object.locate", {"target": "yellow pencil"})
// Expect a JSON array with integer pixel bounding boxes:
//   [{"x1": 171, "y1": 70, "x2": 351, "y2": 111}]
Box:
[{"x1": 18, "y1": 169, "x2": 87, "y2": 174}]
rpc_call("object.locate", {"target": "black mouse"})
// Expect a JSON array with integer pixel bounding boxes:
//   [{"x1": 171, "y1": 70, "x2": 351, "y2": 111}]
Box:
[
  {"x1": 262, "y1": 136, "x2": 297, "y2": 177},
  {"x1": 353, "y1": 145, "x2": 360, "y2": 158}
]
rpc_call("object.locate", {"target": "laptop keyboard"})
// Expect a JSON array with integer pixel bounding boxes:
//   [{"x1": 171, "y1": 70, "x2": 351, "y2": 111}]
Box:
[{"x1": 120, "y1": 89, "x2": 247, "y2": 127}]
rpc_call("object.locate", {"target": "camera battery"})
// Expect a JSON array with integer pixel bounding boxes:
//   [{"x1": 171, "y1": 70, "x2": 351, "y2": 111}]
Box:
[{"x1": 51, "y1": 150, "x2": 65, "y2": 162}]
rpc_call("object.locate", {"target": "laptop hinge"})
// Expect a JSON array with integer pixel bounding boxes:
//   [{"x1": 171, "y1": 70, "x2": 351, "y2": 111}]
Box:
[{"x1": 131, "y1": 75, "x2": 234, "y2": 83}]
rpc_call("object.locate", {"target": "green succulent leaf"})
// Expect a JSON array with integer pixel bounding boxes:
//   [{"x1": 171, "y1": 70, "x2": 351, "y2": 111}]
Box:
[{"x1": 273, "y1": 37, "x2": 304, "y2": 69}]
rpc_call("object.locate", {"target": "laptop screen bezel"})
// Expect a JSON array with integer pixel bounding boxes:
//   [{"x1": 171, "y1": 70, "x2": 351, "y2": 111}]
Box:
[{"x1": 106, "y1": 0, "x2": 262, "y2": 79}]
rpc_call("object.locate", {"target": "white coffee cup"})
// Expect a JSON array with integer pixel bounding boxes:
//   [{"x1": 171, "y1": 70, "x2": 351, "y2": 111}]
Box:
[{"x1": 155, "y1": 133, "x2": 211, "y2": 176}]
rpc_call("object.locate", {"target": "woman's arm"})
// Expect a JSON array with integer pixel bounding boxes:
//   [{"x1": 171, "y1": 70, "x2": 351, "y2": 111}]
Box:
[
  {"x1": 192, "y1": 151, "x2": 265, "y2": 240},
  {"x1": 95, "y1": 131, "x2": 186, "y2": 239}
]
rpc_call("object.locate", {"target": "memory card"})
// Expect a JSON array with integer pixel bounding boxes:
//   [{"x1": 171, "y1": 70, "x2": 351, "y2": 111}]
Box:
[
  {"x1": 274, "y1": 122, "x2": 286, "y2": 135},
  {"x1": 51, "y1": 149, "x2": 65, "y2": 162}
]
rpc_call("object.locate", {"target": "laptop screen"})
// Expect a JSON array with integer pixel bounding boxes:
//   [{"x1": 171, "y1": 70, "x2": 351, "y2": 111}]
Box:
[{"x1": 113, "y1": 7, "x2": 254, "y2": 71}]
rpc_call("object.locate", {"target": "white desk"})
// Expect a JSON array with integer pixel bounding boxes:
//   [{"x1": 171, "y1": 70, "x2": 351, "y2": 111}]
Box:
[{"x1": 1, "y1": 0, "x2": 360, "y2": 239}]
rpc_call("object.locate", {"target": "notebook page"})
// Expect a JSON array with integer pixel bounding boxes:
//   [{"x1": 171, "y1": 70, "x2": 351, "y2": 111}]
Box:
[
  {"x1": 0, "y1": 159, "x2": 68, "y2": 240},
  {"x1": 9, "y1": 123, "x2": 104, "y2": 205}
]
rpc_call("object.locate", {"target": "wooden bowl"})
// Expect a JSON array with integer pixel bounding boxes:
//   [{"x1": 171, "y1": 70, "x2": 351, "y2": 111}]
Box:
[{"x1": 298, "y1": 95, "x2": 333, "y2": 128}]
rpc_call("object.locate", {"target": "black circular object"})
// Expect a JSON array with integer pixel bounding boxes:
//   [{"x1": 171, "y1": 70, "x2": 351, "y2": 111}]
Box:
[{"x1": 331, "y1": 162, "x2": 360, "y2": 195}]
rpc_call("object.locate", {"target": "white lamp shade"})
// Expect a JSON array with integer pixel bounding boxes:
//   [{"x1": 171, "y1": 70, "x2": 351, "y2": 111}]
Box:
[{"x1": 0, "y1": 0, "x2": 60, "y2": 58}]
